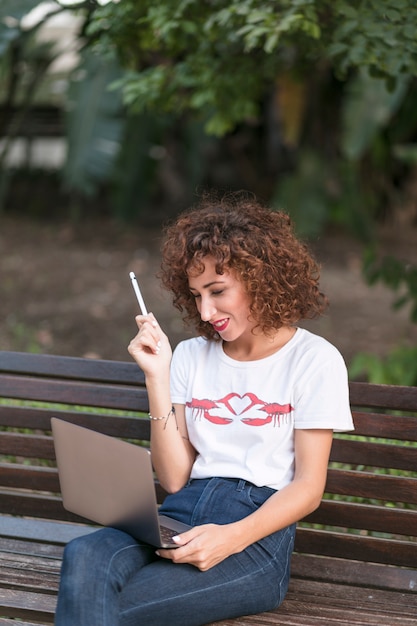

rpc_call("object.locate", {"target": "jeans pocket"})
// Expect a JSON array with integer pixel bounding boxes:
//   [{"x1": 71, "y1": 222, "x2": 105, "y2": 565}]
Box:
[{"x1": 245, "y1": 485, "x2": 277, "y2": 509}]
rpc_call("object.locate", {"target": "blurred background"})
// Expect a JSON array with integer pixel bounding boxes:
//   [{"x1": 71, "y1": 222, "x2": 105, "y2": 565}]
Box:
[{"x1": 1, "y1": 0, "x2": 417, "y2": 384}]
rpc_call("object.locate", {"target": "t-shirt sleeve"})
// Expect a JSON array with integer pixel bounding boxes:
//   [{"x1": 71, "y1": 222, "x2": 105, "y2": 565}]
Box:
[
  {"x1": 170, "y1": 340, "x2": 191, "y2": 405},
  {"x1": 293, "y1": 345, "x2": 354, "y2": 432}
]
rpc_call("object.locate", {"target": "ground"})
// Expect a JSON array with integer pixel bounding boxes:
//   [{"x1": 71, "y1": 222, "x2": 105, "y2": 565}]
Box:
[{"x1": 1, "y1": 215, "x2": 417, "y2": 373}]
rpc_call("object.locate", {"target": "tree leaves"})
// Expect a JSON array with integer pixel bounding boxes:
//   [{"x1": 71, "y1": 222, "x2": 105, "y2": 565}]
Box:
[
  {"x1": 341, "y1": 70, "x2": 410, "y2": 160},
  {"x1": 329, "y1": 0, "x2": 417, "y2": 80}
]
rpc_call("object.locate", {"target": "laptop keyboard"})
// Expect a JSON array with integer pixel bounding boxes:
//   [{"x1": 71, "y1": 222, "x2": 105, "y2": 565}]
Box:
[{"x1": 159, "y1": 525, "x2": 178, "y2": 545}]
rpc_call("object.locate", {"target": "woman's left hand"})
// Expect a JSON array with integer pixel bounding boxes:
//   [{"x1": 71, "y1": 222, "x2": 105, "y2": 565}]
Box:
[{"x1": 156, "y1": 523, "x2": 241, "y2": 571}]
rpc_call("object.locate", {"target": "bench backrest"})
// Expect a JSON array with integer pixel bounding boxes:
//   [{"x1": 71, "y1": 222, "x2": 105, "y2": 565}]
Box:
[{"x1": 1, "y1": 351, "x2": 416, "y2": 592}]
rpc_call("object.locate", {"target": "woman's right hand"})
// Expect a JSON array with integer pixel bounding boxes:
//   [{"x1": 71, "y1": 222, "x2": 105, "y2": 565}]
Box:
[{"x1": 128, "y1": 314, "x2": 172, "y2": 378}]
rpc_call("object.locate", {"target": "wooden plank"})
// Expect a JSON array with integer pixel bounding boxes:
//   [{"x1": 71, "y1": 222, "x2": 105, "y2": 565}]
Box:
[
  {"x1": 0, "y1": 374, "x2": 149, "y2": 412},
  {"x1": 295, "y1": 527, "x2": 417, "y2": 568},
  {"x1": 290, "y1": 552, "x2": 417, "y2": 592},
  {"x1": 0, "y1": 464, "x2": 59, "y2": 492},
  {"x1": 325, "y1": 468, "x2": 417, "y2": 504},
  {"x1": 0, "y1": 406, "x2": 151, "y2": 440},
  {"x1": 210, "y1": 577, "x2": 417, "y2": 625},
  {"x1": 0, "y1": 516, "x2": 96, "y2": 544},
  {"x1": 349, "y1": 381, "x2": 417, "y2": 412},
  {"x1": 0, "y1": 432, "x2": 55, "y2": 460},
  {"x1": 352, "y1": 411, "x2": 417, "y2": 440},
  {"x1": 0, "y1": 588, "x2": 55, "y2": 622},
  {"x1": 0, "y1": 351, "x2": 145, "y2": 385},
  {"x1": 0, "y1": 536, "x2": 64, "y2": 557},
  {"x1": 0, "y1": 617, "x2": 43, "y2": 626},
  {"x1": 0, "y1": 490, "x2": 88, "y2": 523},
  {"x1": 288, "y1": 578, "x2": 417, "y2": 610},
  {"x1": 275, "y1": 603, "x2": 417, "y2": 625},
  {"x1": 306, "y1": 499, "x2": 417, "y2": 537},
  {"x1": 0, "y1": 617, "x2": 45, "y2": 626},
  {"x1": 0, "y1": 481, "x2": 165, "y2": 520},
  {"x1": 330, "y1": 438, "x2": 417, "y2": 471},
  {"x1": 0, "y1": 561, "x2": 60, "y2": 593}
]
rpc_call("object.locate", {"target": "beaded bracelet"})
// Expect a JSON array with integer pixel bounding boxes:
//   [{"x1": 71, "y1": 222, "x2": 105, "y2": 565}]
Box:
[{"x1": 148, "y1": 406, "x2": 177, "y2": 430}]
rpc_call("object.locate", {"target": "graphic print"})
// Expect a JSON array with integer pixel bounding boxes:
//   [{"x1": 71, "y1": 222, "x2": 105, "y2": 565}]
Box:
[{"x1": 186, "y1": 392, "x2": 293, "y2": 427}]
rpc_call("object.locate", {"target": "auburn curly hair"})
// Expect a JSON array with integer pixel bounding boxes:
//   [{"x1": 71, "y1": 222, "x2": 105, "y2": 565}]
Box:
[{"x1": 159, "y1": 192, "x2": 328, "y2": 340}]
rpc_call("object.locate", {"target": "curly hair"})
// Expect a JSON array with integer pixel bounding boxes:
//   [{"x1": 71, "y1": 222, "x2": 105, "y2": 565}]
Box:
[{"x1": 159, "y1": 192, "x2": 328, "y2": 340}]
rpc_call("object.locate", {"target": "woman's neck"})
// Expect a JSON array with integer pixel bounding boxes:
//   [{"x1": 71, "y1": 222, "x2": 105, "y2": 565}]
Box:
[{"x1": 222, "y1": 326, "x2": 297, "y2": 362}]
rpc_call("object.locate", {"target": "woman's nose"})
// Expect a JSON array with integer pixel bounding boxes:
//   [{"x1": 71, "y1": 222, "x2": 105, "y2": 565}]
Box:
[{"x1": 199, "y1": 296, "x2": 216, "y2": 322}]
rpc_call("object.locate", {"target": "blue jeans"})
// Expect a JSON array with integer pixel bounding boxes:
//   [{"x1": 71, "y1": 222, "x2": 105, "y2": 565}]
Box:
[{"x1": 55, "y1": 478, "x2": 296, "y2": 626}]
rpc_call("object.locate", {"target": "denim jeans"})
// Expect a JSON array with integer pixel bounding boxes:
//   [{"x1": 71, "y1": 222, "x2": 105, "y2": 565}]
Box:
[{"x1": 55, "y1": 477, "x2": 296, "y2": 626}]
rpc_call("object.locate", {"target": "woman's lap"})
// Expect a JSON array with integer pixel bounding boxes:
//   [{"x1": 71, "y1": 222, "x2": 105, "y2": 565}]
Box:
[
  {"x1": 119, "y1": 527, "x2": 294, "y2": 626},
  {"x1": 55, "y1": 478, "x2": 295, "y2": 626}
]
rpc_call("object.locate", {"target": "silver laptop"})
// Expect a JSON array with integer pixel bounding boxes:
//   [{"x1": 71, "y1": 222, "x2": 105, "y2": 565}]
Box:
[{"x1": 51, "y1": 417, "x2": 192, "y2": 548}]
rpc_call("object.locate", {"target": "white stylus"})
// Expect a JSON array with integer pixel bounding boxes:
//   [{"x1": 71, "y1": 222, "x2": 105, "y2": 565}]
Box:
[{"x1": 129, "y1": 271, "x2": 148, "y2": 315}]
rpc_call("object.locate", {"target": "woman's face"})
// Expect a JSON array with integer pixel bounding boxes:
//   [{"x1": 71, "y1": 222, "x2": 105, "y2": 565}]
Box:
[{"x1": 188, "y1": 257, "x2": 254, "y2": 342}]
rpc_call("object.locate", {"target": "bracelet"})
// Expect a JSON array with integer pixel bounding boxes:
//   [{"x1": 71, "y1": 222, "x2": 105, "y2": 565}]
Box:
[{"x1": 148, "y1": 406, "x2": 178, "y2": 430}]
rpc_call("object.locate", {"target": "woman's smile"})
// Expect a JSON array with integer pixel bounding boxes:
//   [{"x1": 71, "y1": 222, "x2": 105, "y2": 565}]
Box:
[
  {"x1": 188, "y1": 257, "x2": 253, "y2": 343},
  {"x1": 211, "y1": 318, "x2": 229, "y2": 333}
]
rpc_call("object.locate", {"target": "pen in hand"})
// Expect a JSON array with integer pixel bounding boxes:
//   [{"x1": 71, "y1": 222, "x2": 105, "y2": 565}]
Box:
[{"x1": 129, "y1": 272, "x2": 148, "y2": 315}]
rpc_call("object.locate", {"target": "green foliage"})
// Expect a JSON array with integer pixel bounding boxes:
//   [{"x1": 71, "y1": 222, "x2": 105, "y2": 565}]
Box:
[
  {"x1": 363, "y1": 247, "x2": 417, "y2": 322},
  {"x1": 1, "y1": 0, "x2": 417, "y2": 261},
  {"x1": 64, "y1": 50, "x2": 125, "y2": 196},
  {"x1": 80, "y1": 0, "x2": 417, "y2": 248},
  {"x1": 328, "y1": 0, "x2": 417, "y2": 83},
  {"x1": 393, "y1": 143, "x2": 417, "y2": 166},
  {"x1": 341, "y1": 70, "x2": 410, "y2": 161},
  {"x1": 86, "y1": 0, "x2": 417, "y2": 135},
  {"x1": 87, "y1": 0, "x2": 324, "y2": 135},
  {"x1": 349, "y1": 345, "x2": 417, "y2": 386},
  {"x1": 0, "y1": 0, "x2": 41, "y2": 41},
  {"x1": 272, "y1": 149, "x2": 330, "y2": 238}
]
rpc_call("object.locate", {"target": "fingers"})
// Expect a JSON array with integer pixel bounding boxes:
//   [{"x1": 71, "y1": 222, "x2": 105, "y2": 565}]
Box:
[
  {"x1": 156, "y1": 526, "x2": 226, "y2": 571},
  {"x1": 134, "y1": 312, "x2": 158, "y2": 331},
  {"x1": 128, "y1": 315, "x2": 163, "y2": 364}
]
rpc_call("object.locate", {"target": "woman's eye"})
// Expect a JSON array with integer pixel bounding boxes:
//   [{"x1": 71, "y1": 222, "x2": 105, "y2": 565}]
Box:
[{"x1": 211, "y1": 290, "x2": 223, "y2": 296}]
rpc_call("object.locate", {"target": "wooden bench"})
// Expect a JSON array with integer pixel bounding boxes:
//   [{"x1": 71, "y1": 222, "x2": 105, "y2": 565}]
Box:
[{"x1": 0, "y1": 350, "x2": 416, "y2": 625}]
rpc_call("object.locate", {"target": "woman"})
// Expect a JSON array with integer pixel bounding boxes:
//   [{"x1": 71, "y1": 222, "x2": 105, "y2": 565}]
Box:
[{"x1": 55, "y1": 192, "x2": 353, "y2": 625}]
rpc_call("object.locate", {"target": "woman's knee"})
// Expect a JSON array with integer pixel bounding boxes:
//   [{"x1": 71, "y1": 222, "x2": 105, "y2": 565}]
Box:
[{"x1": 62, "y1": 528, "x2": 130, "y2": 570}]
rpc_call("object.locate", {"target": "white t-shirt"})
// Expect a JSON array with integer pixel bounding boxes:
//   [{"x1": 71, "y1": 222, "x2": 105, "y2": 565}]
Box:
[{"x1": 170, "y1": 328, "x2": 354, "y2": 491}]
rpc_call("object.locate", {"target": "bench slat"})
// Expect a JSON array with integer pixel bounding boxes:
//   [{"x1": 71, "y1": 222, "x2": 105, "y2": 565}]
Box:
[
  {"x1": 290, "y1": 552, "x2": 417, "y2": 592},
  {"x1": 0, "y1": 516, "x2": 96, "y2": 544},
  {"x1": 330, "y1": 438, "x2": 417, "y2": 471},
  {"x1": 0, "y1": 374, "x2": 148, "y2": 411},
  {"x1": 0, "y1": 490, "x2": 87, "y2": 524},
  {"x1": 0, "y1": 617, "x2": 39, "y2": 626},
  {"x1": 0, "y1": 463, "x2": 59, "y2": 492},
  {"x1": 349, "y1": 381, "x2": 417, "y2": 412},
  {"x1": 0, "y1": 351, "x2": 144, "y2": 385},
  {"x1": 208, "y1": 578, "x2": 417, "y2": 625},
  {"x1": 0, "y1": 562, "x2": 59, "y2": 593},
  {"x1": 352, "y1": 411, "x2": 417, "y2": 440},
  {"x1": 306, "y1": 499, "x2": 417, "y2": 537},
  {"x1": 0, "y1": 406, "x2": 151, "y2": 439},
  {"x1": 0, "y1": 588, "x2": 55, "y2": 623},
  {"x1": 295, "y1": 527, "x2": 417, "y2": 568},
  {"x1": 326, "y1": 468, "x2": 417, "y2": 504},
  {"x1": 0, "y1": 432, "x2": 55, "y2": 460},
  {"x1": 0, "y1": 537, "x2": 64, "y2": 558}
]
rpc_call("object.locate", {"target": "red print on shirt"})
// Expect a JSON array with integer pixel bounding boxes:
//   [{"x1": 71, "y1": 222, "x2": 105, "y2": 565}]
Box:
[{"x1": 186, "y1": 392, "x2": 293, "y2": 427}]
